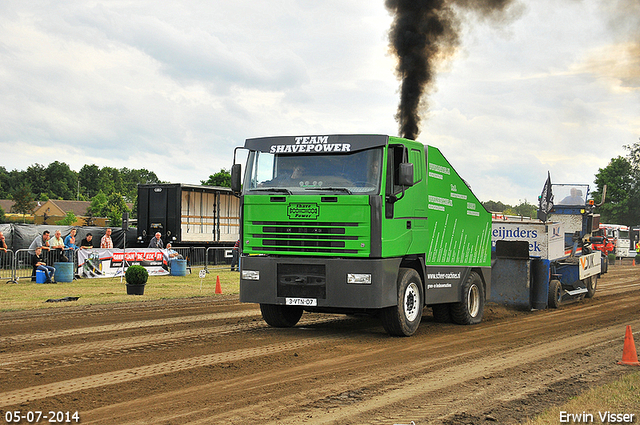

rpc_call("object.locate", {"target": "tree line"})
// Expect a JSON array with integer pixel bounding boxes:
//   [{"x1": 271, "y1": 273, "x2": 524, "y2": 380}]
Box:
[
  {"x1": 0, "y1": 163, "x2": 163, "y2": 225},
  {"x1": 590, "y1": 140, "x2": 640, "y2": 226},
  {"x1": 481, "y1": 199, "x2": 537, "y2": 218},
  {"x1": 0, "y1": 164, "x2": 233, "y2": 226},
  {"x1": 2, "y1": 147, "x2": 637, "y2": 228}
]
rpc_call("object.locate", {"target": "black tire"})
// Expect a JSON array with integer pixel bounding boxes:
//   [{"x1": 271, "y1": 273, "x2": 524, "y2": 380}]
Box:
[
  {"x1": 451, "y1": 271, "x2": 484, "y2": 325},
  {"x1": 585, "y1": 274, "x2": 597, "y2": 298},
  {"x1": 548, "y1": 279, "x2": 562, "y2": 308},
  {"x1": 601, "y1": 256, "x2": 608, "y2": 275},
  {"x1": 381, "y1": 268, "x2": 423, "y2": 337},
  {"x1": 260, "y1": 304, "x2": 303, "y2": 328},
  {"x1": 432, "y1": 304, "x2": 452, "y2": 323}
]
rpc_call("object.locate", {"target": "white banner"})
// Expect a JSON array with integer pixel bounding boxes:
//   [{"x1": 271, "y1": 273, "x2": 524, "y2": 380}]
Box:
[
  {"x1": 77, "y1": 248, "x2": 171, "y2": 278},
  {"x1": 579, "y1": 252, "x2": 601, "y2": 280},
  {"x1": 491, "y1": 220, "x2": 565, "y2": 260}
]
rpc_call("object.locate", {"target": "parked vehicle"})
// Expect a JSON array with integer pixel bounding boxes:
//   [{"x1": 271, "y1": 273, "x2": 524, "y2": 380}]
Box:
[{"x1": 137, "y1": 183, "x2": 239, "y2": 247}]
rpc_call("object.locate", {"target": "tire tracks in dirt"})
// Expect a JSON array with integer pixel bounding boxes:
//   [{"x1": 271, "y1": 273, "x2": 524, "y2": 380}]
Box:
[
  {"x1": 279, "y1": 322, "x2": 640, "y2": 425},
  {"x1": 75, "y1": 291, "x2": 640, "y2": 424},
  {"x1": 0, "y1": 310, "x2": 258, "y2": 345},
  {"x1": 0, "y1": 333, "x2": 349, "y2": 408},
  {"x1": 1, "y1": 265, "x2": 639, "y2": 424}
]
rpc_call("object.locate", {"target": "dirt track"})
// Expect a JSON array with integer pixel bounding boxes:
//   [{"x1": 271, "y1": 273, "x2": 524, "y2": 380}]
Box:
[{"x1": 1, "y1": 263, "x2": 640, "y2": 425}]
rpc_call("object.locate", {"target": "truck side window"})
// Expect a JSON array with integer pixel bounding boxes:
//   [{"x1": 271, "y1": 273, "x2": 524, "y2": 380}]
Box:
[
  {"x1": 390, "y1": 145, "x2": 408, "y2": 195},
  {"x1": 410, "y1": 149, "x2": 423, "y2": 183},
  {"x1": 385, "y1": 145, "x2": 408, "y2": 218}
]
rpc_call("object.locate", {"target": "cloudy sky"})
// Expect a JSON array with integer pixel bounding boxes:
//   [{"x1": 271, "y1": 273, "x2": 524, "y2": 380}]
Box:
[{"x1": 1, "y1": 0, "x2": 638, "y2": 205}]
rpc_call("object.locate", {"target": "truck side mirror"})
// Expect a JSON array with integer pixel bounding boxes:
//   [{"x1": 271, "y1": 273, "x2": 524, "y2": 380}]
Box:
[
  {"x1": 231, "y1": 164, "x2": 242, "y2": 193},
  {"x1": 398, "y1": 163, "x2": 414, "y2": 186}
]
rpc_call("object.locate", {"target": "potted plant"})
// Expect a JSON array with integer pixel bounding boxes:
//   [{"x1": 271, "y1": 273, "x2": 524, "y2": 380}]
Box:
[{"x1": 125, "y1": 265, "x2": 148, "y2": 295}]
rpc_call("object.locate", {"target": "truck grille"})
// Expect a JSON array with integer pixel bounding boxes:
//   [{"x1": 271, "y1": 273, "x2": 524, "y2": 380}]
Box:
[
  {"x1": 277, "y1": 263, "x2": 326, "y2": 299},
  {"x1": 251, "y1": 221, "x2": 361, "y2": 254}
]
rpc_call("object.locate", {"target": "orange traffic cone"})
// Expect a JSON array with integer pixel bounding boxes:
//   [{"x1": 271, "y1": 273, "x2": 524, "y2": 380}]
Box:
[
  {"x1": 633, "y1": 258, "x2": 636, "y2": 266},
  {"x1": 215, "y1": 275, "x2": 222, "y2": 294},
  {"x1": 617, "y1": 325, "x2": 640, "y2": 366}
]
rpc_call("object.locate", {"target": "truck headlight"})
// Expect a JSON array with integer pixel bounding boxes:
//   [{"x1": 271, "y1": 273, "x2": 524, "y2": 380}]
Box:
[
  {"x1": 242, "y1": 270, "x2": 260, "y2": 280},
  {"x1": 347, "y1": 273, "x2": 372, "y2": 284}
]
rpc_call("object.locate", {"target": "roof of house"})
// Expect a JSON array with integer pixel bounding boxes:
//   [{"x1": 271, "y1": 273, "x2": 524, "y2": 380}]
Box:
[
  {"x1": 2, "y1": 199, "x2": 132, "y2": 217},
  {"x1": 33, "y1": 200, "x2": 91, "y2": 217},
  {"x1": 0, "y1": 200, "x2": 14, "y2": 213}
]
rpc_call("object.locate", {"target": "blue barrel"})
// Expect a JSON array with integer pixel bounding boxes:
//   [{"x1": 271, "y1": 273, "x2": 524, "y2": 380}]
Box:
[
  {"x1": 54, "y1": 262, "x2": 74, "y2": 282},
  {"x1": 170, "y1": 259, "x2": 187, "y2": 276},
  {"x1": 35, "y1": 269, "x2": 46, "y2": 284}
]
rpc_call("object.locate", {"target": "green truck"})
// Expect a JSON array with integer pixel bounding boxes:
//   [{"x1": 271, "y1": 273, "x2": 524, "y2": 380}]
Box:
[{"x1": 231, "y1": 134, "x2": 492, "y2": 336}]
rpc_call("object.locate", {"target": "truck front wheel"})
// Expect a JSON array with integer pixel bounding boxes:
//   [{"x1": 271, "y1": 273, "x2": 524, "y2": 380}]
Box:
[
  {"x1": 451, "y1": 271, "x2": 484, "y2": 325},
  {"x1": 260, "y1": 304, "x2": 303, "y2": 328},
  {"x1": 381, "y1": 268, "x2": 423, "y2": 337}
]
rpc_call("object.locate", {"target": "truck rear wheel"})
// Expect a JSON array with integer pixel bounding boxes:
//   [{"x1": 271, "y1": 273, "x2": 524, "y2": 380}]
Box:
[
  {"x1": 601, "y1": 255, "x2": 608, "y2": 275},
  {"x1": 451, "y1": 271, "x2": 484, "y2": 325},
  {"x1": 381, "y1": 268, "x2": 423, "y2": 337},
  {"x1": 260, "y1": 304, "x2": 303, "y2": 328},
  {"x1": 548, "y1": 279, "x2": 562, "y2": 308},
  {"x1": 585, "y1": 275, "x2": 597, "y2": 298}
]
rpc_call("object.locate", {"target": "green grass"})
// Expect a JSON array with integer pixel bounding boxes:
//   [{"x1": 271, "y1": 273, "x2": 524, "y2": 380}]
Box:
[
  {"x1": 524, "y1": 372, "x2": 640, "y2": 424},
  {"x1": 0, "y1": 266, "x2": 240, "y2": 311}
]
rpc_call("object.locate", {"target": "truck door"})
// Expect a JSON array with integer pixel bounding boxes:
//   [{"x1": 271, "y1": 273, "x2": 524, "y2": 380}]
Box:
[{"x1": 383, "y1": 144, "x2": 426, "y2": 256}]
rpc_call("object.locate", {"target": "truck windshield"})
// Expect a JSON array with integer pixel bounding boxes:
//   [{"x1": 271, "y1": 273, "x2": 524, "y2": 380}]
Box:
[
  {"x1": 245, "y1": 148, "x2": 383, "y2": 194},
  {"x1": 553, "y1": 184, "x2": 589, "y2": 206}
]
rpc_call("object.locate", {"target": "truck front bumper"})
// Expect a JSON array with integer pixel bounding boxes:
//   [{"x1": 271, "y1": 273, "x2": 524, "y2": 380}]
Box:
[{"x1": 239, "y1": 255, "x2": 402, "y2": 309}]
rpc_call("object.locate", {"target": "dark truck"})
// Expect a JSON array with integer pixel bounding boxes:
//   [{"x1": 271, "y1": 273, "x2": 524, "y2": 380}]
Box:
[{"x1": 137, "y1": 183, "x2": 239, "y2": 247}]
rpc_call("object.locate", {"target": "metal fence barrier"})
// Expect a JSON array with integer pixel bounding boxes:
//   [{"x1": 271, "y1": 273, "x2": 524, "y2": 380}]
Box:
[
  {"x1": 10, "y1": 248, "x2": 78, "y2": 284},
  {"x1": 1, "y1": 250, "x2": 16, "y2": 283},
  {"x1": 4, "y1": 245, "x2": 237, "y2": 283},
  {"x1": 205, "y1": 247, "x2": 235, "y2": 272}
]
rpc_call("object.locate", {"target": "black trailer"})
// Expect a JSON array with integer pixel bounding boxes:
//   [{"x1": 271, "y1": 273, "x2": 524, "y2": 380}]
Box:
[{"x1": 137, "y1": 183, "x2": 239, "y2": 246}]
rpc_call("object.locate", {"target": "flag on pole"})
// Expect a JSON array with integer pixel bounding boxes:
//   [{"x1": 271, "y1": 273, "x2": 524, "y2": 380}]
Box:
[
  {"x1": 538, "y1": 171, "x2": 554, "y2": 222},
  {"x1": 538, "y1": 171, "x2": 553, "y2": 221}
]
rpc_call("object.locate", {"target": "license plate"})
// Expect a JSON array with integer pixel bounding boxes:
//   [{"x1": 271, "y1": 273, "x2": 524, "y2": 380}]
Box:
[{"x1": 286, "y1": 297, "x2": 317, "y2": 306}]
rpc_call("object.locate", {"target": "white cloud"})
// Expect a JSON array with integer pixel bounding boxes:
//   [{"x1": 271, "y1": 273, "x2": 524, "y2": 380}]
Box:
[{"x1": 0, "y1": 0, "x2": 637, "y2": 207}]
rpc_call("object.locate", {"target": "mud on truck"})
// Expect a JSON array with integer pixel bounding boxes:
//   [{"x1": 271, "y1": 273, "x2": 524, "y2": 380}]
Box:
[{"x1": 231, "y1": 135, "x2": 492, "y2": 336}]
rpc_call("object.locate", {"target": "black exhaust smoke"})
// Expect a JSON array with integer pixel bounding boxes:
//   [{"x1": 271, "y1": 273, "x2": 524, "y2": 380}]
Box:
[{"x1": 386, "y1": 0, "x2": 516, "y2": 140}]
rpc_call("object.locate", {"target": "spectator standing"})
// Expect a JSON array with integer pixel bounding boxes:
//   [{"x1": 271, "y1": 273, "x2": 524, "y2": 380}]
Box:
[
  {"x1": 0, "y1": 231, "x2": 7, "y2": 252},
  {"x1": 149, "y1": 232, "x2": 164, "y2": 248},
  {"x1": 81, "y1": 233, "x2": 94, "y2": 249},
  {"x1": 32, "y1": 246, "x2": 55, "y2": 283},
  {"x1": 50, "y1": 230, "x2": 69, "y2": 262},
  {"x1": 230, "y1": 239, "x2": 240, "y2": 271},
  {"x1": 0, "y1": 231, "x2": 7, "y2": 270},
  {"x1": 29, "y1": 231, "x2": 51, "y2": 254},
  {"x1": 101, "y1": 228, "x2": 113, "y2": 248},
  {"x1": 64, "y1": 228, "x2": 79, "y2": 250}
]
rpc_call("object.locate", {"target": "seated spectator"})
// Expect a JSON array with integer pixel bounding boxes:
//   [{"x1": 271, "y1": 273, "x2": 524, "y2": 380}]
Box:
[
  {"x1": 166, "y1": 243, "x2": 183, "y2": 259},
  {"x1": 50, "y1": 230, "x2": 69, "y2": 262},
  {"x1": 80, "y1": 233, "x2": 94, "y2": 249},
  {"x1": 64, "y1": 228, "x2": 79, "y2": 251},
  {"x1": 32, "y1": 246, "x2": 55, "y2": 283}
]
